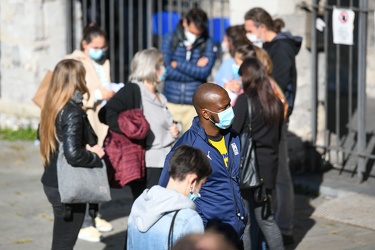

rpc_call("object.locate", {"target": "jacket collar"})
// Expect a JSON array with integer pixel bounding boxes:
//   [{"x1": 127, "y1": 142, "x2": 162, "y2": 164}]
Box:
[
  {"x1": 174, "y1": 21, "x2": 208, "y2": 49},
  {"x1": 190, "y1": 116, "x2": 232, "y2": 143},
  {"x1": 267, "y1": 32, "x2": 302, "y2": 55}
]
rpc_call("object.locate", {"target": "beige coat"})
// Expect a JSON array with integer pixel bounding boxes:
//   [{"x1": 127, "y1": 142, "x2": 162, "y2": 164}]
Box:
[{"x1": 66, "y1": 50, "x2": 110, "y2": 146}]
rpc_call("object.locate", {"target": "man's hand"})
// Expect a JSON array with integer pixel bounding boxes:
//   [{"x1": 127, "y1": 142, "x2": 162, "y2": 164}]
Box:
[
  {"x1": 197, "y1": 57, "x2": 208, "y2": 67},
  {"x1": 171, "y1": 61, "x2": 177, "y2": 68}
]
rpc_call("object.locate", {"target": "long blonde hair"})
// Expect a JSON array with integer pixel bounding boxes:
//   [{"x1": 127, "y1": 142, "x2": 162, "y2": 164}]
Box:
[{"x1": 39, "y1": 59, "x2": 89, "y2": 165}]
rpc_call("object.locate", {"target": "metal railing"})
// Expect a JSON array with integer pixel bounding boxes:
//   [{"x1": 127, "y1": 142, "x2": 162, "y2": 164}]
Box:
[
  {"x1": 309, "y1": 0, "x2": 374, "y2": 181},
  {"x1": 66, "y1": 0, "x2": 229, "y2": 83}
]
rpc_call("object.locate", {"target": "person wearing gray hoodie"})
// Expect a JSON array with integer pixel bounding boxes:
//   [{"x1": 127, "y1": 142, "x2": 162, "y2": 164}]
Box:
[{"x1": 127, "y1": 145, "x2": 212, "y2": 250}]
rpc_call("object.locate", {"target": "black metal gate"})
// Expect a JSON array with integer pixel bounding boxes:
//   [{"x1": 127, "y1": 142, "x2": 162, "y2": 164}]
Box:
[
  {"x1": 66, "y1": 0, "x2": 229, "y2": 83},
  {"x1": 308, "y1": 0, "x2": 375, "y2": 181}
]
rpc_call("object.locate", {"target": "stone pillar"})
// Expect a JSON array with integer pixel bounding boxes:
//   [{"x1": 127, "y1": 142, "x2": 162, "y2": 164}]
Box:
[
  {"x1": 229, "y1": 0, "x2": 298, "y2": 25},
  {"x1": 0, "y1": 0, "x2": 68, "y2": 117}
]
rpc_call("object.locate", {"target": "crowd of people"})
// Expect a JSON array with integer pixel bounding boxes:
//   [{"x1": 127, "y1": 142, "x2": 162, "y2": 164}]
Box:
[{"x1": 38, "y1": 6, "x2": 301, "y2": 250}]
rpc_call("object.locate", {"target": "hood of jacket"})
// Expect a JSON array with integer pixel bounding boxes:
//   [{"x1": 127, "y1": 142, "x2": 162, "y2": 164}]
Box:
[
  {"x1": 272, "y1": 32, "x2": 302, "y2": 55},
  {"x1": 130, "y1": 185, "x2": 196, "y2": 232}
]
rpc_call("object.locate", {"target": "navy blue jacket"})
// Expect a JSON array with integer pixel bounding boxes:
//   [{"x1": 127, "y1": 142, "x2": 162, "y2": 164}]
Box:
[
  {"x1": 162, "y1": 23, "x2": 217, "y2": 105},
  {"x1": 158, "y1": 117, "x2": 248, "y2": 244}
]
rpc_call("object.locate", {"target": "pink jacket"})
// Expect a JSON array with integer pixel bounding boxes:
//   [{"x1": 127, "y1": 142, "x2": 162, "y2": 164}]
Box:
[{"x1": 104, "y1": 109, "x2": 150, "y2": 188}]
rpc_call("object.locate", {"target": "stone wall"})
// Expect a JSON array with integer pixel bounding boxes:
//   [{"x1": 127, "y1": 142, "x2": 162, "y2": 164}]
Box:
[
  {"x1": 0, "y1": 0, "x2": 68, "y2": 118},
  {"x1": 229, "y1": 0, "x2": 300, "y2": 25}
]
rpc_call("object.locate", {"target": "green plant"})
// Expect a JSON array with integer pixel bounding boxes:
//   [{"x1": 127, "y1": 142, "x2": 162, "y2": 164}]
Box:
[{"x1": 0, "y1": 128, "x2": 37, "y2": 141}]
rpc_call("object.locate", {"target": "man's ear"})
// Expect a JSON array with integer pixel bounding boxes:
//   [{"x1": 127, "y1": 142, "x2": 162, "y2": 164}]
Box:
[
  {"x1": 201, "y1": 109, "x2": 210, "y2": 120},
  {"x1": 260, "y1": 24, "x2": 267, "y2": 32},
  {"x1": 187, "y1": 173, "x2": 198, "y2": 188},
  {"x1": 182, "y1": 18, "x2": 188, "y2": 28}
]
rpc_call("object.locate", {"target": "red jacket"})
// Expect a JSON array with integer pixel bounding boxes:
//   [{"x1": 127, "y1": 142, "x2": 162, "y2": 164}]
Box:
[{"x1": 104, "y1": 109, "x2": 149, "y2": 188}]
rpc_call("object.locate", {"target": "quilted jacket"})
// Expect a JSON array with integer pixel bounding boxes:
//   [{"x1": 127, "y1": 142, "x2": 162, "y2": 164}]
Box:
[
  {"x1": 103, "y1": 109, "x2": 149, "y2": 187},
  {"x1": 162, "y1": 22, "x2": 217, "y2": 105},
  {"x1": 99, "y1": 82, "x2": 150, "y2": 187}
]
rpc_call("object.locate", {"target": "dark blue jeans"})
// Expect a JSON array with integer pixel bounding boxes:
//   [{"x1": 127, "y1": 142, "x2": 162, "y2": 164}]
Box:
[{"x1": 44, "y1": 186, "x2": 86, "y2": 250}]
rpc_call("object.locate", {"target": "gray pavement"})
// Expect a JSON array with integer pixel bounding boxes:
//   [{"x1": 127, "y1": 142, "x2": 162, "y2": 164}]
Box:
[{"x1": 1, "y1": 140, "x2": 375, "y2": 250}]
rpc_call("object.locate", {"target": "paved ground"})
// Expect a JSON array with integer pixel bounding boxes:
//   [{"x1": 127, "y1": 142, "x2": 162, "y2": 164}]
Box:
[{"x1": 1, "y1": 140, "x2": 375, "y2": 250}]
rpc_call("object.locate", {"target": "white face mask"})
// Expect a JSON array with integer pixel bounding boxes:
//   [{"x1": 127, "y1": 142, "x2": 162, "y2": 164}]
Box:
[
  {"x1": 221, "y1": 41, "x2": 229, "y2": 53},
  {"x1": 184, "y1": 29, "x2": 197, "y2": 47},
  {"x1": 246, "y1": 33, "x2": 263, "y2": 48}
]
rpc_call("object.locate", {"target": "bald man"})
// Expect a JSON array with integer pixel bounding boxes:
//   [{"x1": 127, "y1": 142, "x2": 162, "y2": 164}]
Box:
[{"x1": 159, "y1": 83, "x2": 248, "y2": 249}]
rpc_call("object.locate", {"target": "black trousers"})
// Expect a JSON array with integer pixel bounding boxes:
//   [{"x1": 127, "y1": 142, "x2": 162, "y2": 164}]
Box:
[
  {"x1": 146, "y1": 167, "x2": 163, "y2": 189},
  {"x1": 44, "y1": 186, "x2": 86, "y2": 250},
  {"x1": 126, "y1": 168, "x2": 162, "y2": 202}
]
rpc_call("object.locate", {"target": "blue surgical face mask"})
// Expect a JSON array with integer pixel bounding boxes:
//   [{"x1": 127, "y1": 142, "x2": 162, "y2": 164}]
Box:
[
  {"x1": 188, "y1": 185, "x2": 201, "y2": 201},
  {"x1": 158, "y1": 66, "x2": 167, "y2": 82},
  {"x1": 89, "y1": 48, "x2": 104, "y2": 60},
  {"x1": 232, "y1": 64, "x2": 240, "y2": 80},
  {"x1": 205, "y1": 106, "x2": 235, "y2": 129}
]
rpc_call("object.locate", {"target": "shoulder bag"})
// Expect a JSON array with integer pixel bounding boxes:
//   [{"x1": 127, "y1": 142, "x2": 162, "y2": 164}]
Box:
[
  {"x1": 168, "y1": 209, "x2": 181, "y2": 250},
  {"x1": 57, "y1": 111, "x2": 111, "y2": 204},
  {"x1": 239, "y1": 95, "x2": 262, "y2": 189},
  {"x1": 32, "y1": 70, "x2": 52, "y2": 109},
  {"x1": 239, "y1": 96, "x2": 268, "y2": 204}
]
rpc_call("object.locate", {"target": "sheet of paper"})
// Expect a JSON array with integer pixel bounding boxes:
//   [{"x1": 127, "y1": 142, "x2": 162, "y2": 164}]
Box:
[
  {"x1": 332, "y1": 7, "x2": 355, "y2": 45},
  {"x1": 107, "y1": 82, "x2": 124, "y2": 92},
  {"x1": 102, "y1": 83, "x2": 125, "y2": 106}
]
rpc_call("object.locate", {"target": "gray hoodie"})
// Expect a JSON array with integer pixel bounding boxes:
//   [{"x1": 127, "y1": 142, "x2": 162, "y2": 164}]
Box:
[
  {"x1": 127, "y1": 185, "x2": 204, "y2": 250},
  {"x1": 130, "y1": 185, "x2": 196, "y2": 232}
]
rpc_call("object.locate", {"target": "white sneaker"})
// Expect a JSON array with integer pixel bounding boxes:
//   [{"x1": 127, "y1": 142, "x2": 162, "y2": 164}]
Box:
[
  {"x1": 95, "y1": 217, "x2": 113, "y2": 232},
  {"x1": 78, "y1": 226, "x2": 102, "y2": 242}
]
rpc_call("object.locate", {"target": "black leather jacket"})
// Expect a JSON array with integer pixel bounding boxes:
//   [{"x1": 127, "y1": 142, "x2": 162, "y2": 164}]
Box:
[{"x1": 41, "y1": 99, "x2": 102, "y2": 188}]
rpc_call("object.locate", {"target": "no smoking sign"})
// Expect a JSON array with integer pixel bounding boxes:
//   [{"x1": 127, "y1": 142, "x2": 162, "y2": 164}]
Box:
[
  {"x1": 338, "y1": 10, "x2": 349, "y2": 24},
  {"x1": 333, "y1": 7, "x2": 355, "y2": 45}
]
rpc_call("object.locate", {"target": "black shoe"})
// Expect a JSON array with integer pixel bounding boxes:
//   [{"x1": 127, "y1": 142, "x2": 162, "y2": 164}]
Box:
[{"x1": 282, "y1": 234, "x2": 295, "y2": 246}]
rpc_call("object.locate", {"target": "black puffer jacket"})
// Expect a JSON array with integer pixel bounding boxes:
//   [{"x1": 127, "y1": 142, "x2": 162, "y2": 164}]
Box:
[{"x1": 41, "y1": 99, "x2": 102, "y2": 188}]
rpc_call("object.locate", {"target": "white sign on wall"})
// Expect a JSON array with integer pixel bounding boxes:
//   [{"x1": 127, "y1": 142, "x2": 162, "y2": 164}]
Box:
[{"x1": 332, "y1": 7, "x2": 355, "y2": 45}]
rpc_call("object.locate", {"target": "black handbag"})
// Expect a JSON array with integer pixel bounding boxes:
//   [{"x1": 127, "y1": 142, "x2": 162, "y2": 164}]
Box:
[{"x1": 239, "y1": 96, "x2": 263, "y2": 189}]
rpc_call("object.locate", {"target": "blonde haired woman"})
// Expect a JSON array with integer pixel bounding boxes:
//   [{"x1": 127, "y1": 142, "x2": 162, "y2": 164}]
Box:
[
  {"x1": 66, "y1": 24, "x2": 114, "y2": 240},
  {"x1": 40, "y1": 59, "x2": 105, "y2": 249}
]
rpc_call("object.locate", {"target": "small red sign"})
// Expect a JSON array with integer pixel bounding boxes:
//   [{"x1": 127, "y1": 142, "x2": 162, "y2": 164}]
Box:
[{"x1": 338, "y1": 10, "x2": 349, "y2": 24}]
